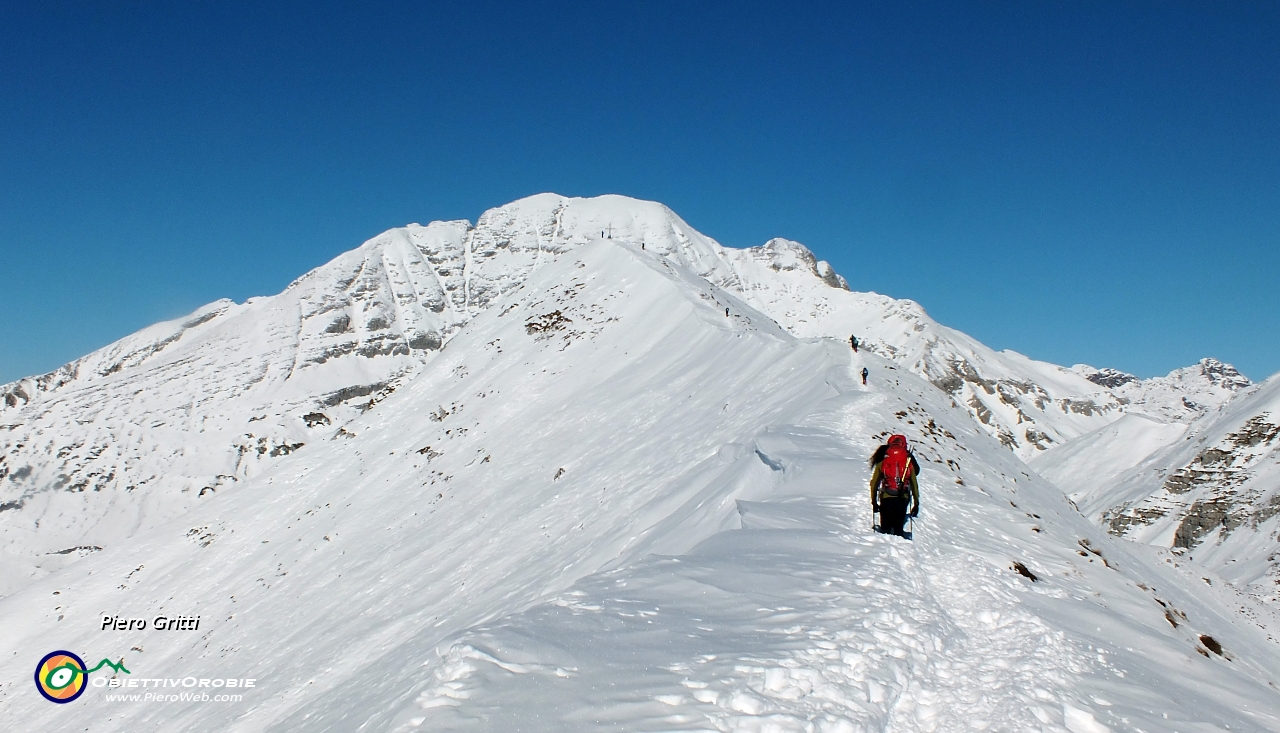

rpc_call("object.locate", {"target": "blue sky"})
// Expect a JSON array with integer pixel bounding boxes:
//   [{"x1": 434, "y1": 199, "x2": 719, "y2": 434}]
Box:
[{"x1": 2, "y1": 1, "x2": 1277, "y2": 383}]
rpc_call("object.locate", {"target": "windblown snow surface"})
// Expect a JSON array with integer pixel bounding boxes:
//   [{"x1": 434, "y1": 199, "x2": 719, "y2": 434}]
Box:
[{"x1": 1, "y1": 195, "x2": 1279, "y2": 732}]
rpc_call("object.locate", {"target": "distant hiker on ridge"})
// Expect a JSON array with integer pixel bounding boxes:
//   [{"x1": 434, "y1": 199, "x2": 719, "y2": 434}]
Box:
[
  {"x1": 870, "y1": 435, "x2": 919, "y2": 537},
  {"x1": 850, "y1": 335, "x2": 859, "y2": 352},
  {"x1": 861, "y1": 367, "x2": 869, "y2": 385}
]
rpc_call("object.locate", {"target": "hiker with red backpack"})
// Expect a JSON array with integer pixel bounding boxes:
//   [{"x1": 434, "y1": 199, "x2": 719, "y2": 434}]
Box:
[{"x1": 870, "y1": 435, "x2": 919, "y2": 537}]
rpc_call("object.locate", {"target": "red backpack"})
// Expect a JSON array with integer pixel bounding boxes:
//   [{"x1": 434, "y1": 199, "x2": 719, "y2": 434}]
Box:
[{"x1": 879, "y1": 435, "x2": 915, "y2": 497}]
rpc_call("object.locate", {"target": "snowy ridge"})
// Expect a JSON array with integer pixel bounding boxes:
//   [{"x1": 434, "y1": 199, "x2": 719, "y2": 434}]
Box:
[
  {"x1": 0, "y1": 194, "x2": 1265, "y2": 595},
  {"x1": 1075, "y1": 358, "x2": 1251, "y2": 423},
  {"x1": 387, "y1": 359, "x2": 1280, "y2": 733},
  {"x1": 709, "y1": 243, "x2": 1136, "y2": 459}
]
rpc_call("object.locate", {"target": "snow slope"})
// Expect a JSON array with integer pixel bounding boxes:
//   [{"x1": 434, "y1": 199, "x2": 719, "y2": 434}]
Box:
[
  {"x1": 1031, "y1": 414, "x2": 1190, "y2": 507},
  {"x1": 0, "y1": 238, "x2": 852, "y2": 729},
  {"x1": 0, "y1": 216, "x2": 1276, "y2": 731}
]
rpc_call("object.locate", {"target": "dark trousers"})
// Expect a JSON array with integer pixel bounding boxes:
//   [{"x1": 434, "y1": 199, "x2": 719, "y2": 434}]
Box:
[{"x1": 879, "y1": 496, "x2": 908, "y2": 536}]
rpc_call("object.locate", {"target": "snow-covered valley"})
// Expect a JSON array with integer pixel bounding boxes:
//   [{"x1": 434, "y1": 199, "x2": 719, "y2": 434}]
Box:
[{"x1": 2, "y1": 194, "x2": 1279, "y2": 731}]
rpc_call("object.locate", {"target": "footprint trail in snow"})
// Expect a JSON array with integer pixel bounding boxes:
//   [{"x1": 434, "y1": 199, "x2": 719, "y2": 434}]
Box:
[{"x1": 392, "y1": 360, "x2": 1280, "y2": 733}]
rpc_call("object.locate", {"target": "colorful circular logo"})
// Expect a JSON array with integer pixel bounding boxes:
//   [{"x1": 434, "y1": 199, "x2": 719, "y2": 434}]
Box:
[{"x1": 35, "y1": 650, "x2": 88, "y2": 703}]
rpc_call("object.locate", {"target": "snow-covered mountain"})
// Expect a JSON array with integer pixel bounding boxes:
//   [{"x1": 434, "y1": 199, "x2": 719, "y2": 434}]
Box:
[
  {"x1": 0, "y1": 194, "x2": 1130, "y2": 587},
  {"x1": 704, "y1": 241, "x2": 1134, "y2": 460},
  {"x1": 1031, "y1": 358, "x2": 1254, "y2": 508},
  {"x1": 1084, "y1": 359, "x2": 1251, "y2": 423},
  {"x1": 1059, "y1": 373, "x2": 1280, "y2": 603},
  {"x1": 1029, "y1": 360, "x2": 1280, "y2": 597},
  {"x1": 0, "y1": 224, "x2": 469, "y2": 590},
  {"x1": 2, "y1": 194, "x2": 1279, "y2": 731}
]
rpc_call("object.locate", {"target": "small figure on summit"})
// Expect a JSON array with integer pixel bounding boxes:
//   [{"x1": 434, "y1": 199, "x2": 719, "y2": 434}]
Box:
[
  {"x1": 850, "y1": 335, "x2": 859, "y2": 352},
  {"x1": 870, "y1": 434, "x2": 919, "y2": 537},
  {"x1": 861, "y1": 367, "x2": 869, "y2": 385}
]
